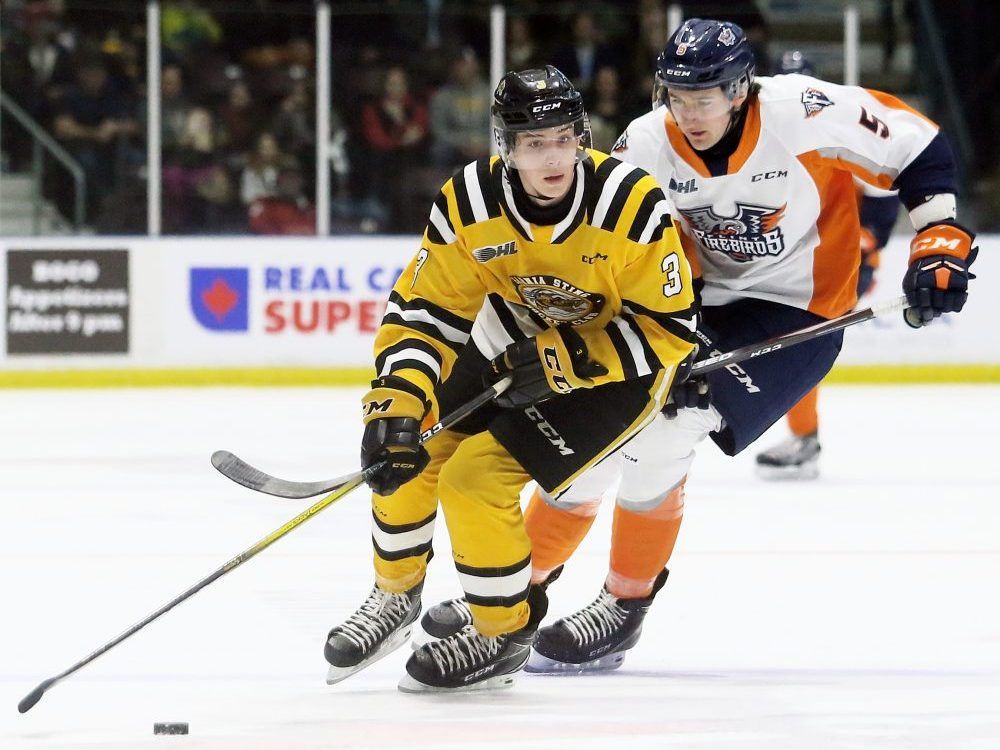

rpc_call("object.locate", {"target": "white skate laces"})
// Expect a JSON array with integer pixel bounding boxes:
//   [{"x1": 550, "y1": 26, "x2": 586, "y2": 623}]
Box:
[
  {"x1": 337, "y1": 586, "x2": 412, "y2": 650},
  {"x1": 425, "y1": 625, "x2": 503, "y2": 675},
  {"x1": 561, "y1": 589, "x2": 628, "y2": 646}
]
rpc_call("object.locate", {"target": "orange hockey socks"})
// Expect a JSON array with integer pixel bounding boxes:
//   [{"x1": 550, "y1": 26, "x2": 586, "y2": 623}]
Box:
[
  {"x1": 787, "y1": 386, "x2": 819, "y2": 437},
  {"x1": 523, "y1": 487, "x2": 600, "y2": 584},
  {"x1": 607, "y1": 482, "x2": 685, "y2": 598}
]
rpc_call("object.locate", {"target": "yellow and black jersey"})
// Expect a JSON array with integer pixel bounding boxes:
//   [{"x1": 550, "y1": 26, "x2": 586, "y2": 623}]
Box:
[{"x1": 374, "y1": 149, "x2": 698, "y2": 412}]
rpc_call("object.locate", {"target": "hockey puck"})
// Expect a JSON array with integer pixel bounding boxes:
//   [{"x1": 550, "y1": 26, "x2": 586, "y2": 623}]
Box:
[{"x1": 153, "y1": 722, "x2": 189, "y2": 735}]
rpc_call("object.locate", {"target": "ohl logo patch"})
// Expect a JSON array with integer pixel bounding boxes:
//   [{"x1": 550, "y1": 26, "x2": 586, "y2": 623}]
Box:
[
  {"x1": 510, "y1": 275, "x2": 605, "y2": 326},
  {"x1": 681, "y1": 203, "x2": 787, "y2": 262},
  {"x1": 190, "y1": 267, "x2": 249, "y2": 331}
]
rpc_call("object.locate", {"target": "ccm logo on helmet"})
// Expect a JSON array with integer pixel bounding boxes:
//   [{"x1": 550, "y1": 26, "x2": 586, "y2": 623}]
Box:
[{"x1": 531, "y1": 102, "x2": 562, "y2": 113}]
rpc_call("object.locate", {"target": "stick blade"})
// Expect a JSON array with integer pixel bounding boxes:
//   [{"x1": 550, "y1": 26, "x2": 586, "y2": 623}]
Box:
[
  {"x1": 18, "y1": 679, "x2": 53, "y2": 713},
  {"x1": 211, "y1": 451, "x2": 362, "y2": 499}
]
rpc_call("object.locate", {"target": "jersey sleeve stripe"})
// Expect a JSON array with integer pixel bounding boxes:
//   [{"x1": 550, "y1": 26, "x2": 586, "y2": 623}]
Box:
[
  {"x1": 463, "y1": 161, "x2": 492, "y2": 223},
  {"x1": 451, "y1": 165, "x2": 476, "y2": 226},
  {"x1": 627, "y1": 188, "x2": 670, "y2": 242},
  {"x1": 637, "y1": 199, "x2": 674, "y2": 244},
  {"x1": 476, "y1": 158, "x2": 503, "y2": 218},
  {"x1": 605, "y1": 319, "x2": 639, "y2": 380},
  {"x1": 599, "y1": 167, "x2": 648, "y2": 232},
  {"x1": 590, "y1": 161, "x2": 638, "y2": 229},
  {"x1": 375, "y1": 340, "x2": 443, "y2": 384},
  {"x1": 427, "y1": 204, "x2": 456, "y2": 245},
  {"x1": 814, "y1": 146, "x2": 898, "y2": 188},
  {"x1": 586, "y1": 156, "x2": 621, "y2": 218},
  {"x1": 387, "y1": 291, "x2": 474, "y2": 335},
  {"x1": 621, "y1": 299, "x2": 700, "y2": 344},
  {"x1": 622, "y1": 314, "x2": 662, "y2": 375},
  {"x1": 426, "y1": 191, "x2": 457, "y2": 244}
]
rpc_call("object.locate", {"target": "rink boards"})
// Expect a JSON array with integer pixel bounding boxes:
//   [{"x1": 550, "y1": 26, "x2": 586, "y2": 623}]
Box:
[{"x1": 1, "y1": 234, "x2": 998, "y2": 385}]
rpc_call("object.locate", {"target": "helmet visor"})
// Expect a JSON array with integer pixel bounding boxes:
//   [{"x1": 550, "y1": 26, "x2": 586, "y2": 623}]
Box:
[
  {"x1": 496, "y1": 121, "x2": 591, "y2": 170},
  {"x1": 661, "y1": 86, "x2": 737, "y2": 120}
]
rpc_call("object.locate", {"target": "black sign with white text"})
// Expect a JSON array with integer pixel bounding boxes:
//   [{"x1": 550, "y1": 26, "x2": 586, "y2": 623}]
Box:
[{"x1": 6, "y1": 249, "x2": 130, "y2": 354}]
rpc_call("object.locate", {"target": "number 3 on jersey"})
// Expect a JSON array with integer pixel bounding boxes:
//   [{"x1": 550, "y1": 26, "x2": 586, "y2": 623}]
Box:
[{"x1": 661, "y1": 252, "x2": 683, "y2": 297}]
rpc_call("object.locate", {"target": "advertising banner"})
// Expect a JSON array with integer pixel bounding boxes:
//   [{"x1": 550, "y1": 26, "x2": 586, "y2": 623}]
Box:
[{"x1": 5, "y1": 249, "x2": 129, "y2": 355}]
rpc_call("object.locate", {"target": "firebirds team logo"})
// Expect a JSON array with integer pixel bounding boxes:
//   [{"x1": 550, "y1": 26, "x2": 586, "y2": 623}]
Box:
[
  {"x1": 801, "y1": 87, "x2": 834, "y2": 118},
  {"x1": 680, "y1": 202, "x2": 787, "y2": 262},
  {"x1": 511, "y1": 275, "x2": 605, "y2": 326}
]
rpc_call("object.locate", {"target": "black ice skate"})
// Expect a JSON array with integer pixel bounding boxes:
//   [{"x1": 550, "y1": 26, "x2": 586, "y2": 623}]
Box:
[
  {"x1": 399, "y1": 585, "x2": 548, "y2": 692},
  {"x1": 412, "y1": 565, "x2": 563, "y2": 648},
  {"x1": 755, "y1": 432, "x2": 821, "y2": 480},
  {"x1": 324, "y1": 581, "x2": 422, "y2": 684},
  {"x1": 527, "y1": 568, "x2": 669, "y2": 673}
]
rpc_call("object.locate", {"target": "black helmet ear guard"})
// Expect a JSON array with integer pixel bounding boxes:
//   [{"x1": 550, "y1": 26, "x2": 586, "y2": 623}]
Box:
[{"x1": 492, "y1": 66, "x2": 591, "y2": 167}]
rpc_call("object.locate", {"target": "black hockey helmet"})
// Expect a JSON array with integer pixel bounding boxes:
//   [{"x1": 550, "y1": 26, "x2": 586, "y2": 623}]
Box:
[
  {"x1": 491, "y1": 66, "x2": 591, "y2": 167},
  {"x1": 653, "y1": 19, "x2": 755, "y2": 108}
]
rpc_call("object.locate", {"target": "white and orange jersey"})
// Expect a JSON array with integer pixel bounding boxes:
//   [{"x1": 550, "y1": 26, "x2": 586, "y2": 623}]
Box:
[{"x1": 613, "y1": 74, "x2": 944, "y2": 318}]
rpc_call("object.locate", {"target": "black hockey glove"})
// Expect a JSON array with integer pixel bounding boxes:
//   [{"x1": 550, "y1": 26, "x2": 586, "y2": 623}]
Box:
[
  {"x1": 486, "y1": 326, "x2": 609, "y2": 409},
  {"x1": 360, "y1": 376, "x2": 430, "y2": 496},
  {"x1": 663, "y1": 346, "x2": 711, "y2": 419},
  {"x1": 902, "y1": 221, "x2": 977, "y2": 328}
]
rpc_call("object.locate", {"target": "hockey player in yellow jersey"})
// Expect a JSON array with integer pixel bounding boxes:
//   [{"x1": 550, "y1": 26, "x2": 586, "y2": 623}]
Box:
[{"x1": 323, "y1": 66, "x2": 698, "y2": 692}]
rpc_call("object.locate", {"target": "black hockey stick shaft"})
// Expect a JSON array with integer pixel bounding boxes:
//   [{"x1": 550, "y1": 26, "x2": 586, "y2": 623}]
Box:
[
  {"x1": 690, "y1": 295, "x2": 908, "y2": 376},
  {"x1": 17, "y1": 379, "x2": 511, "y2": 714},
  {"x1": 211, "y1": 376, "x2": 512, "y2": 499}
]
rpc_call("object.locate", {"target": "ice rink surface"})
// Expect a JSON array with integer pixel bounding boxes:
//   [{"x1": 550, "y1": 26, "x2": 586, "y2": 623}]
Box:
[{"x1": 2, "y1": 385, "x2": 999, "y2": 750}]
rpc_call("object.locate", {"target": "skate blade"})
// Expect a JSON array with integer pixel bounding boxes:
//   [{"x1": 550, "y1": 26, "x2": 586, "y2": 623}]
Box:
[
  {"x1": 755, "y1": 460, "x2": 819, "y2": 481},
  {"x1": 325, "y1": 625, "x2": 413, "y2": 685},
  {"x1": 397, "y1": 672, "x2": 517, "y2": 694},
  {"x1": 525, "y1": 650, "x2": 626, "y2": 674}
]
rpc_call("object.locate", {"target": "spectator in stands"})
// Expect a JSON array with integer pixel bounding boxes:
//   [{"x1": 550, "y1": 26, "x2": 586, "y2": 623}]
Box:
[
  {"x1": 429, "y1": 48, "x2": 492, "y2": 170},
  {"x1": 587, "y1": 66, "x2": 631, "y2": 152},
  {"x1": 163, "y1": 107, "x2": 235, "y2": 233},
  {"x1": 248, "y1": 164, "x2": 316, "y2": 235},
  {"x1": 161, "y1": 0, "x2": 222, "y2": 56},
  {"x1": 240, "y1": 131, "x2": 296, "y2": 206},
  {"x1": 360, "y1": 65, "x2": 429, "y2": 228},
  {"x1": 551, "y1": 11, "x2": 619, "y2": 96},
  {"x1": 217, "y1": 80, "x2": 261, "y2": 158},
  {"x1": 52, "y1": 56, "x2": 139, "y2": 221},
  {"x1": 272, "y1": 80, "x2": 316, "y2": 164},
  {"x1": 507, "y1": 16, "x2": 539, "y2": 70},
  {"x1": 161, "y1": 64, "x2": 192, "y2": 160}
]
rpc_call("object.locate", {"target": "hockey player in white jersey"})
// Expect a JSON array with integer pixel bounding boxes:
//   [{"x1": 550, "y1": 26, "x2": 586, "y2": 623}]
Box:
[{"x1": 418, "y1": 18, "x2": 978, "y2": 673}]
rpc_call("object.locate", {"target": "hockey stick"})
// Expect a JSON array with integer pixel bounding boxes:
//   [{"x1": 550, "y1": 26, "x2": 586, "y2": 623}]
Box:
[
  {"x1": 212, "y1": 375, "x2": 512, "y2": 499},
  {"x1": 17, "y1": 377, "x2": 512, "y2": 714},
  {"x1": 213, "y1": 296, "x2": 908, "y2": 500},
  {"x1": 689, "y1": 295, "x2": 908, "y2": 376}
]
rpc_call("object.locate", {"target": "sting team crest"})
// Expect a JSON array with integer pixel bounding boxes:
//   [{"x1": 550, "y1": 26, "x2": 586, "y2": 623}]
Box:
[
  {"x1": 680, "y1": 203, "x2": 787, "y2": 262},
  {"x1": 511, "y1": 275, "x2": 605, "y2": 325}
]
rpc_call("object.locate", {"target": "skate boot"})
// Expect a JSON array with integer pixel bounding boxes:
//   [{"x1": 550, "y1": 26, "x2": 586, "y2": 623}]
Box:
[
  {"x1": 324, "y1": 580, "x2": 422, "y2": 684},
  {"x1": 399, "y1": 584, "x2": 548, "y2": 692},
  {"x1": 527, "y1": 568, "x2": 669, "y2": 673},
  {"x1": 413, "y1": 565, "x2": 563, "y2": 648},
  {"x1": 755, "y1": 432, "x2": 821, "y2": 480}
]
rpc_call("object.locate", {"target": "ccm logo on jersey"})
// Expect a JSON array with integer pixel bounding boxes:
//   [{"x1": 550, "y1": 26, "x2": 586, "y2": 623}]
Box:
[
  {"x1": 581, "y1": 252, "x2": 608, "y2": 264},
  {"x1": 472, "y1": 241, "x2": 518, "y2": 263},
  {"x1": 751, "y1": 170, "x2": 788, "y2": 182}
]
